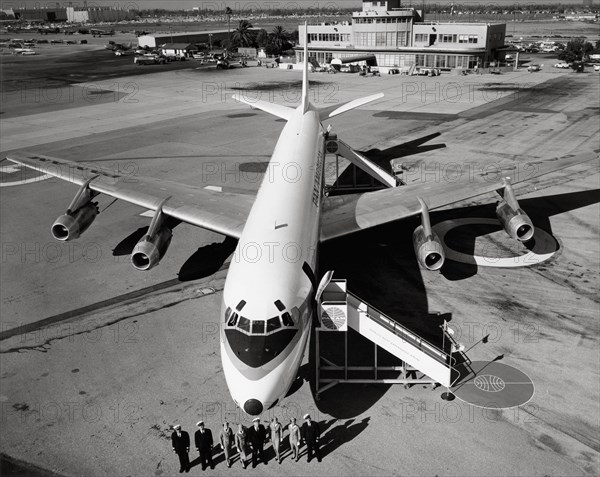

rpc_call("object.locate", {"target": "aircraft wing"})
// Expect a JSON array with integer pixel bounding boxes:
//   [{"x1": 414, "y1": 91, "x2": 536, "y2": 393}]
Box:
[
  {"x1": 6, "y1": 151, "x2": 254, "y2": 238},
  {"x1": 320, "y1": 150, "x2": 598, "y2": 241}
]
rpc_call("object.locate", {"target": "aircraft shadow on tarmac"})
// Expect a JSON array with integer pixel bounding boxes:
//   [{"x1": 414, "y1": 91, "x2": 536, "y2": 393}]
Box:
[
  {"x1": 328, "y1": 132, "x2": 447, "y2": 194},
  {"x1": 435, "y1": 188, "x2": 600, "y2": 281},
  {"x1": 178, "y1": 236, "x2": 238, "y2": 282},
  {"x1": 311, "y1": 188, "x2": 599, "y2": 418}
]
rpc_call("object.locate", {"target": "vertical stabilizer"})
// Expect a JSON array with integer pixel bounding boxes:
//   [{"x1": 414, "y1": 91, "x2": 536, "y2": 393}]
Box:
[{"x1": 301, "y1": 21, "x2": 310, "y2": 114}]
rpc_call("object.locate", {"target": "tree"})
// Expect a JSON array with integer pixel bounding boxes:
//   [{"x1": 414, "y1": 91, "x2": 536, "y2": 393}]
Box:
[
  {"x1": 558, "y1": 37, "x2": 594, "y2": 63},
  {"x1": 255, "y1": 29, "x2": 269, "y2": 48},
  {"x1": 271, "y1": 25, "x2": 289, "y2": 56},
  {"x1": 232, "y1": 20, "x2": 255, "y2": 47},
  {"x1": 225, "y1": 6, "x2": 233, "y2": 47}
]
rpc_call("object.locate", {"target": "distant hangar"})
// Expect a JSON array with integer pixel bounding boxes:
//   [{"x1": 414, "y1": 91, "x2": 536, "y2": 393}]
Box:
[{"x1": 137, "y1": 28, "x2": 261, "y2": 49}]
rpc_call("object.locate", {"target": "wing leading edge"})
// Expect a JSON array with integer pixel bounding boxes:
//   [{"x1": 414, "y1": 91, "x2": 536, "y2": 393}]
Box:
[
  {"x1": 6, "y1": 151, "x2": 254, "y2": 239},
  {"x1": 320, "y1": 150, "x2": 598, "y2": 241}
]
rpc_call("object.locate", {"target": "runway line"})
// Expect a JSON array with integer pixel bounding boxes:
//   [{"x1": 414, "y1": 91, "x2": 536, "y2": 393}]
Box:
[{"x1": 0, "y1": 278, "x2": 212, "y2": 342}]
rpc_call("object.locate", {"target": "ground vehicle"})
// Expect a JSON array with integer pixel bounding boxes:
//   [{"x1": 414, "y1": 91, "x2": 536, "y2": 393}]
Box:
[
  {"x1": 553, "y1": 62, "x2": 569, "y2": 68},
  {"x1": 416, "y1": 67, "x2": 441, "y2": 76},
  {"x1": 528, "y1": 64, "x2": 541, "y2": 72},
  {"x1": 134, "y1": 55, "x2": 166, "y2": 65},
  {"x1": 594, "y1": 65, "x2": 600, "y2": 72}
]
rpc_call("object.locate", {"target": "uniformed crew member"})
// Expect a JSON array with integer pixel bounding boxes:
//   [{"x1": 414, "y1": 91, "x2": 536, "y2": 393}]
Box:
[
  {"x1": 171, "y1": 424, "x2": 190, "y2": 473},
  {"x1": 219, "y1": 421, "x2": 234, "y2": 468},
  {"x1": 301, "y1": 414, "x2": 322, "y2": 462},
  {"x1": 288, "y1": 417, "x2": 301, "y2": 461},
  {"x1": 247, "y1": 417, "x2": 267, "y2": 468},
  {"x1": 235, "y1": 424, "x2": 249, "y2": 469},
  {"x1": 270, "y1": 417, "x2": 283, "y2": 463},
  {"x1": 194, "y1": 421, "x2": 214, "y2": 470}
]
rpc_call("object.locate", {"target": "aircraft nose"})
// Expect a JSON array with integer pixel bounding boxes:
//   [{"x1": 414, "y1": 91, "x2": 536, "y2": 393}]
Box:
[{"x1": 243, "y1": 399, "x2": 263, "y2": 416}]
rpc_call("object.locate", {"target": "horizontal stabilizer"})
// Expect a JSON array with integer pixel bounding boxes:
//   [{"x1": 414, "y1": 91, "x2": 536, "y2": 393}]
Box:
[
  {"x1": 232, "y1": 94, "x2": 294, "y2": 121},
  {"x1": 320, "y1": 93, "x2": 384, "y2": 120}
]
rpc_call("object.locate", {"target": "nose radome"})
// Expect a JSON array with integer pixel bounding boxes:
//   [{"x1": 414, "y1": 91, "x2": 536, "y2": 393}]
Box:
[{"x1": 243, "y1": 399, "x2": 263, "y2": 416}]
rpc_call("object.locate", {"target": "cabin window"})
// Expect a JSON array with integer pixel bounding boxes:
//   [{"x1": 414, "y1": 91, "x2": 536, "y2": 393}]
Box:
[{"x1": 274, "y1": 300, "x2": 285, "y2": 312}]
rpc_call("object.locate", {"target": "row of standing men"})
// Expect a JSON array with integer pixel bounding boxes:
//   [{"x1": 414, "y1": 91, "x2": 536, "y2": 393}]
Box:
[{"x1": 171, "y1": 414, "x2": 322, "y2": 472}]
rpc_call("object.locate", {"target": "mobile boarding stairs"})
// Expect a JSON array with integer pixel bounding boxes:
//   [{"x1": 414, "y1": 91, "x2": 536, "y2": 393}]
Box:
[{"x1": 315, "y1": 277, "x2": 459, "y2": 400}]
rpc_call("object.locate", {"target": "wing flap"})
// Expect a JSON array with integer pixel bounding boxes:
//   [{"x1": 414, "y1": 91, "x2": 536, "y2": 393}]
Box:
[{"x1": 321, "y1": 150, "x2": 598, "y2": 241}]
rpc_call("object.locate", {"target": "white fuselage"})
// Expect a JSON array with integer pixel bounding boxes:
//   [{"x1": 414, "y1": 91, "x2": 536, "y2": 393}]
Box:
[{"x1": 220, "y1": 106, "x2": 325, "y2": 415}]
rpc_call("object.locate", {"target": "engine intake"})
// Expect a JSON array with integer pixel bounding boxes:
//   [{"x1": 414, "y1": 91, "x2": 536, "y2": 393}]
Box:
[
  {"x1": 51, "y1": 203, "x2": 99, "y2": 241},
  {"x1": 131, "y1": 227, "x2": 172, "y2": 271},
  {"x1": 496, "y1": 201, "x2": 534, "y2": 242},
  {"x1": 413, "y1": 225, "x2": 445, "y2": 271}
]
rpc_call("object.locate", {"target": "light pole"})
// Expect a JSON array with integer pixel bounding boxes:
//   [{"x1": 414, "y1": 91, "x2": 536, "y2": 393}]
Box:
[{"x1": 209, "y1": 33, "x2": 213, "y2": 52}]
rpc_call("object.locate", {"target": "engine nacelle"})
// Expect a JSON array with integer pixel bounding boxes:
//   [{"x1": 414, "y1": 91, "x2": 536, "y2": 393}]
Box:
[
  {"x1": 413, "y1": 225, "x2": 445, "y2": 271},
  {"x1": 496, "y1": 201, "x2": 534, "y2": 242},
  {"x1": 51, "y1": 203, "x2": 99, "y2": 241},
  {"x1": 131, "y1": 227, "x2": 172, "y2": 271}
]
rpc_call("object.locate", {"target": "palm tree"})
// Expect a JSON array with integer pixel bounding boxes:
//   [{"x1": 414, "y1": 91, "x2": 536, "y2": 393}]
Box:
[
  {"x1": 225, "y1": 7, "x2": 233, "y2": 48},
  {"x1": 232, "y1": 20, "x2": 255, "y2": 48},
  {"x1": 271, "y1": 25, "x2": 289, "y2": 56}
]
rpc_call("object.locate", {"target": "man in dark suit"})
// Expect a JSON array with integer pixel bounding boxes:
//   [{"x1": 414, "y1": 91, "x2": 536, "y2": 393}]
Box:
[
  {"x1": 194, "y1": 421, "x2": 214, "y2": 470},
  {"x1": 301, "y1": 414, "x2": 322, "y2": 462},
  {"x1": 171, "y1": 424, "x2": 190, "y2": 473},
  {"x1": 247, "y1": 417, "x2": 268, "y2": 468}
]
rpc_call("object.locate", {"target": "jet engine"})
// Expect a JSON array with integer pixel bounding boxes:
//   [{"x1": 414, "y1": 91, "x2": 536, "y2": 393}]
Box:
[
  {"x1": 496, "y1": 179, "x2": 534, "y2": 242},
  {"x1": 52, "y1": 203, "x2": 99, "y2": 241},
  {"x1": 51, "y1": 178, "x2": 100, "y2": 241},
  {"x1": 131, "y1": 227, "x2": 172, "y2": 271},
  {"x1": 413, "y1": 198, "x2": 445, "y2": 271},
  {"x1": 131, "y1": 197, "x2": 172, "y2": 271}
]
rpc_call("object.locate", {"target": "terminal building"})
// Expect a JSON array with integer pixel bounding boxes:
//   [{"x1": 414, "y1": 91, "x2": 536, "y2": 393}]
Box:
[{"x1": 297, "y1": 0, "x2": 506, "y2": 70}]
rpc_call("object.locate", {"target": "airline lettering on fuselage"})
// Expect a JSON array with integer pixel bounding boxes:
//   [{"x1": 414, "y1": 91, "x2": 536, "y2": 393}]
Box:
[{"x1": 312, "y1": 149, "x2": 324, "y2": 207}]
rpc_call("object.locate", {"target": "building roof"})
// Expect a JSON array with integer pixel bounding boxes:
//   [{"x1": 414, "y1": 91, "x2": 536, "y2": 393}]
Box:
[
  {"x1": 142, "y1": 29, "x2": 260, "y2": 39},
  {"x1": 160, "y1": 43, "x2": 192, "y2": 49}
]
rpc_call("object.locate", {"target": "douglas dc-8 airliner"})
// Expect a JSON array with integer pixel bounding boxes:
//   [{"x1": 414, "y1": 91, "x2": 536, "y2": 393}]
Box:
[{"x1": 7, "y1": 25, "x2": 597, "y2": 416}]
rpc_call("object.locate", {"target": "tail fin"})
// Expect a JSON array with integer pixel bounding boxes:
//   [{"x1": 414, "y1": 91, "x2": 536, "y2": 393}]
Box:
[{"x1": 301, "y1": 21, "x2": 310, "y2": 114}]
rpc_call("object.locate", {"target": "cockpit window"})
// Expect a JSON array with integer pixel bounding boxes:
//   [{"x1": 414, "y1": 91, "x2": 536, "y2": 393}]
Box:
[
  {"x1": 281, "y1": 312, "x2": 294, "y2": 327},
  {"x1": 251, "y1": 320, "x2": 265, "y2": 335},
  {"x1": 266, "y1": 316, "x2": 281, "y2": 332},
  {"x1": 238, "y1": 316, "x2": 251, "y2": 332},
  {"x1": 227, "y1": 312, "x2": 238, "y2": 327},
  {"x1": 225, "y1": 299, "x2": 298, "y2": 335}
]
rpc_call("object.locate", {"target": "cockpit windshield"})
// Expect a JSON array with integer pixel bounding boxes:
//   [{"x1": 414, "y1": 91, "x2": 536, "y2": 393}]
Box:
[{"x1": 223, "y1": 299, "x2": 298, "y2": 336}]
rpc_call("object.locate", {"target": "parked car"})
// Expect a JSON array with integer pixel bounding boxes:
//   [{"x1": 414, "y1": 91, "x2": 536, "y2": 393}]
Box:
[{"x1": 553, "y1": 62, "x2": 569, "y2": 68}]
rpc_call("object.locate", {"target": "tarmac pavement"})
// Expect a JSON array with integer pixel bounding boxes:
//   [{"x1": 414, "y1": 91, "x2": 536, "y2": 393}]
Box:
[{"x1": 1, "y1": 49, "x2": 598, "y2": 476}]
